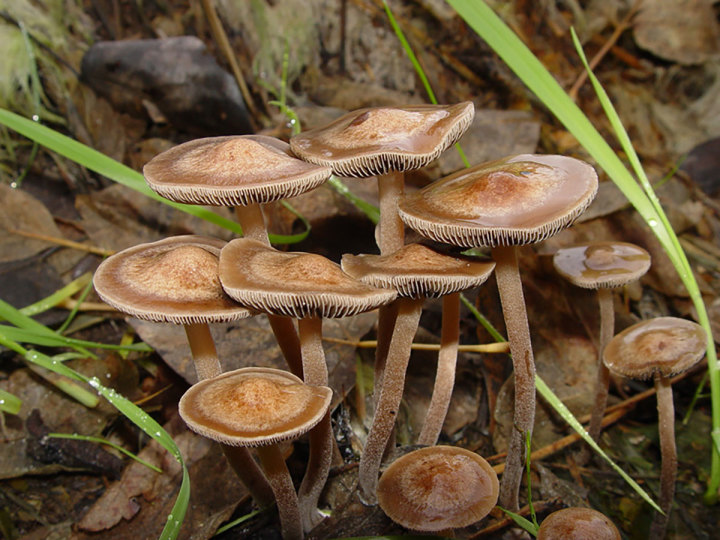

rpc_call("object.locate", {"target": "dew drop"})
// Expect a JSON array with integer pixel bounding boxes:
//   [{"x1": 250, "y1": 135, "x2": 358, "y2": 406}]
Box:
[{"x1": 32, "y1": 114, "x2": 40, "y2": 122}]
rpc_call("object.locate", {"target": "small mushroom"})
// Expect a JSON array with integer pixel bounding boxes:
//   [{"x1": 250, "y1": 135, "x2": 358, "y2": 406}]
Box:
[
  {"x1": 603, "y1": 317, "x2": 707, "y2": 539},
  {"x1": 536, "y1": 507, "x2": 621, "y2": 539},
  {"x1": 92, "y1": 235, "x2": 275, "y2": 508},
  {"x1": 377, "y1": 445, "x2": 498, "y2": 534},
  {"x1": 179, "y1": 366, "x2": 332, "y2": 540},
  {"x1": 398, "y1": 154, "x2": 598, "y2": 510},
  {"x1": 553, "y1": 241, "x2": 651, "y2": 444},
  {"x1": 143, "y1": 135, "x2": 333, "y2": 378},
  {"x1": 342, "y1": 243, "x2": 495, "y2": 503},
  {"x1": 219, "y1": 238, "x2": 397, "y2": 531}
]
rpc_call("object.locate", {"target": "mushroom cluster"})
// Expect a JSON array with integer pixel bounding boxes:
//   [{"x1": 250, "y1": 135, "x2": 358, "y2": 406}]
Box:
[{"x1": 90, "y1": 101, "x2": 643, "y2": 538}]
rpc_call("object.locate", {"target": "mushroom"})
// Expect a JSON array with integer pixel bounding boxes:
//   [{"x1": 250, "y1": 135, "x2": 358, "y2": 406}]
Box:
[
  {"x1": 398, "y1": 154, "x2": 598, "y2": 510},
  {"x1": 179, "y1": 366, "x2": 332, "y2": 540},
  {"x1": 536, "y1": 507, "x2": 621, "y2": 540},
  {"x1": 376, "y1": 445, "x2": 498, "y2": 535},
  {"x1": 341, "y1": 243, "x2": 495, "y2": 502},
  {"x1": 603, "y1": 317, "x2": 707, "y2": 539},
  {"x1": 218, "y1": 238, "x2": 397, "y2": 531},
  {"x1": 290, "y1": 103, "x2": 475, "y2": 441},
  {"x1": 92, "y1": 235, "x2": 275, "y2": 508},
  {"x1": 143, "y1": 135, "x2": 333, "y2": 378},
  {"x1": 553, "y1": 241, "x2": 651, "y2": 444}
]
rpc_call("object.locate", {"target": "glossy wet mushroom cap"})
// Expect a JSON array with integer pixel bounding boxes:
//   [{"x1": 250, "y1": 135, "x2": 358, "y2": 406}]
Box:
[
  {"x1": 398, "y1": 153, "x2": 598, "y2": 247},
  {"x1": 553, "y1": 241, "x2": 651, "y2": 289},
  {"x1": 603, "y1": 317, "x2": 707, "y2": 380},
  {"x1": 289, "y1": 102, "x2": 475, "y2": 177},
  {"x1": 93, "y1": 235, "x2": 253, "y2": 324},
  {"x1": 537, "y1": 507, "x2": 621, "y2": 540},
  {"x1": 143, "y1": 135, "x2": 332, "y2": 206},
  {"x1": 376, "y1": 445, "x2": 499, "y2": 532},
  {"x1": 342, "y1": 243, "x2": 495, "y2": 298},
  {"x1": 219, "y1": 238, "x2": 397, "y2": 318},
  {"x1": 179, "y1": 366, "x2": 332, "y2": 446}
]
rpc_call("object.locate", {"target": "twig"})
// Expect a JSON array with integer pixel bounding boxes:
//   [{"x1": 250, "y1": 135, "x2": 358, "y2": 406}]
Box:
[
  {"x1": 8, "y1": 229, "x2": 115, "y2": 257},
  {"x1": 322, "y1": 336, "x2": 510, "y2": 353}
]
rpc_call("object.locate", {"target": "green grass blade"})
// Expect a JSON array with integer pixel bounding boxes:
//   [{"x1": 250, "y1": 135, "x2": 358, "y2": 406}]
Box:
[
  {"x1": 327, "y1": 176, "x2": 380, "y2": 224},
  {"x1": 0, "y1": 108, "x2": 308, "y2": 244},
  {"x1": 47, "y1": 433, "x2": 163, "y2": 473},
  {"x1": 19, "y1": 273, "x2": 92, "y2": 317},
  {"x1": 0, "y1": 389, "x2": 22, "y2": 415}
]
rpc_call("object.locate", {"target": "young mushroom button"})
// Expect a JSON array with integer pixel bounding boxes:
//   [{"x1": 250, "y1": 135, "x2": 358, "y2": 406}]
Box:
[
  {"x1": 553, "y1": 241, "x2": 651, "y2": 446},
  {"x1": 179, "y1": 367, "x2": 332, "y2": 540},
  {"x1": 603, "y1": 317, "x2": 706, "y2": 539},
  {"x1": 377, "y1": 445, "x2": 498, "y2": 534},
  {"x1": 398, "y1": 153, "x2": 598, "y2": 511}
]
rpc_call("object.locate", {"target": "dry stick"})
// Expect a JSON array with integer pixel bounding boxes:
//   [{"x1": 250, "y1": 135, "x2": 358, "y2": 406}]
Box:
[
  {"x1": 650, "y1": 374, "x2": 677, "y2": 539},
  {"x1": 417, "y1": 292, "x2": 460, "y2": 445},
  {"x1": 233, "y1": 205, "x2": 304, "y2": 378},
  {"x1": 9, "y1": 228, "x2": 115, "y2": 257},
  {"x1": 296, "y1": 317, "x2": 334, "y2": 532},
  {"x1": 493, "y1": 245, "x2": 536, "y2": 512},
  {"x1": 321, "y1": 336, "x2": 510, "y2": 353},
  {"x1": 358, "y1": 296, "x2": 424, "y2": 505}
]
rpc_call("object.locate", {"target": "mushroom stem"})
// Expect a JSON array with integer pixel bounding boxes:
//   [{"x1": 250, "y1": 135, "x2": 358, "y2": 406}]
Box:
[
  {"x1": 587, "y1": 288, "x2": 615, "y2": 443},
  {"x1": 373, "y1": 301, "x2": 399, "y2": 406},
  {"x1": 296, "y1": 316, "x2": 333, "y2": 533},
  {"x1": 234, "y1": 204, "x2": 271, "y2": 244},
  {"x1": 417, "y1": 292, "x2": 460, "y2": 446},
  {"x1": 492, "y1": 245, "x2": 536, "y2": 512},
  {"x1": 376, "y1": 171, "x2": 405, "y2": 255},
  {"x1": 359, "y1": 296, "x2": 424, "y2": 505},
  {"x1": 233, "y1": 204, "x2": 304, "y2": 378},
  {"x1": 184, "y1": 322, "x2": 222, "y2": 380},
  {"x1": 256, "y1": 444, "x2": 304, "y2": 540},
  {"x1": 650, "y1": 373, "x2": 676, "y2": 539}
]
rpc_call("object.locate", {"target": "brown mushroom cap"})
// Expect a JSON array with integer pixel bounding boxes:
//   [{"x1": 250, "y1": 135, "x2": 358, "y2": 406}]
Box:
[
  {"x1": 143, "y1": 135, "x2": 332, "y2": 206},
  {"x1": 219, "y1": 238, "x2": 397, "y2": 318},
  {"x1": 553, "y1": 241, "x2": 651, "y2": 289},
  {"x1": 537, "y1": 507, "x2": 621, "y2": 540},
  {"x1": 179, "y1": 366, "x2": 332, "y2": 446},
  {"x1": 377, "y1": 445, "x2": 498, "y2": 532},
  {"x1": 93, "y1": 236, "x2": 253, "y2": 324},
  {"x1": 398, "y1": 154, "x2": 598, "y2": 247},
  {"x1": 289, "y1": 102, "x2": 475, "y2": 177},
  {"x1": 341, "y1": 243, "x2": 495, "y2": 298},
  {"x1": 603, "y1": 317, "x2": 707, "y2": 380}
]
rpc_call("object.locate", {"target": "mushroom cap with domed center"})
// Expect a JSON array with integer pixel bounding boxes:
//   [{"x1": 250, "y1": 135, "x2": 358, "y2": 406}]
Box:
[
  {"x1": 289, "y1": 102, "x2": 475, "y2": 177},
  {"x1": 93, "y1": 235, "x2": 253, "y2": 324},
  {"x1": 341, "y1": 243, "x2": 495, "y2": 298},
  {"x1": 553, "y1": 241, "x2": 651, "y2": 289},
  {"x1": 537, "y1": 507, "x2": 621, "y2": 540},
  {"x1": 603, "y1": 317, "x2": 707, "y2": 380},
  {"x1": 143, "y1": 135, "x2": 332, "y2": 206},
  {"x1": 398, "y1": 154, "x2": 598, "y2": 248},
  {"x1": 376, "y1": 445, "x2": 498, "y2": 532},
  {"x1": 219, "y1": 238, "x2": 397, "y2": 318},
  {"x1": 179, "y1": 366, "x2": 332, "y2": 447}
]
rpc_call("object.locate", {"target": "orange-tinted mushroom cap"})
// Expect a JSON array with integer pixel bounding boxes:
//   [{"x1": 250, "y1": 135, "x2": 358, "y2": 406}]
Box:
[
  {"x1": 289, "y1": 102, "x2": 475, "y2": 177},
  {"x1": 93, "y1": 236, "x2": 253, "y2": 324},
  {"x1": 143, "y1": 135, "x2": 332, "y2": 206},
  {"x1": 341, "y1": 243, "x2": 495, "y2": 298},
  {"x1": 553, "y1": 241, "x2": 651, "y2": 289},
  {"x1": 398, "y1": 154, "x2": 598, "y2": 247},
  {"x1": 537, "y1": 507, "x2": 621, "y2": 540},
  {"x1": 219, "y1": 238, "x2": 397, "y2": 318},
  {"x1": 179, "y1": 366, "x2": 332, "y2": 446},
  {"x1": 377, "y1": 445, "x2": 498, "y2": 532},
  {"x1": 603, "y1": 317, "x2": 707, "y2": 380}
]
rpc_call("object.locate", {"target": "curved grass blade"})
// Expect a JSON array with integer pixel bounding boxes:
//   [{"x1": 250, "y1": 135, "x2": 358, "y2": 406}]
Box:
[
  {"x1": 0, "y1": 389, "x2": 22, "y2": 415},
  {"x1": 47, "y1": 432, "x2": 163, "y2": 473}
]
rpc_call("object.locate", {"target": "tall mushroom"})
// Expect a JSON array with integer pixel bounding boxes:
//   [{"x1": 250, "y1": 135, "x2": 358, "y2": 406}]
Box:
[
  {"x1": 179, "y1": 366, "x2": 332, "y2": 540},
  {"x1": 341, "y1": 243, "x2": 495, "y2": 502},
  {"x1": 376, "y1": 445, "x2": 498, "y2": 535},
  {"x1": 603, "y1": 317, "x2": 706, "y2": 539},
  {"x1": 92, "y1": 235, "x2": 275, "y2": 508},
  {"x1": 143, "y1": 135, "x2": 333, "y2": 378},
  {"x1": 218, "y1": 238, "x2": 397, "y2": 531},
  {"x1": 398, "y1": 154, "x2": 598, "y2": 510},
  {"x1": 553, "y1": 241, "x2": 651, "y2": 444}
]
